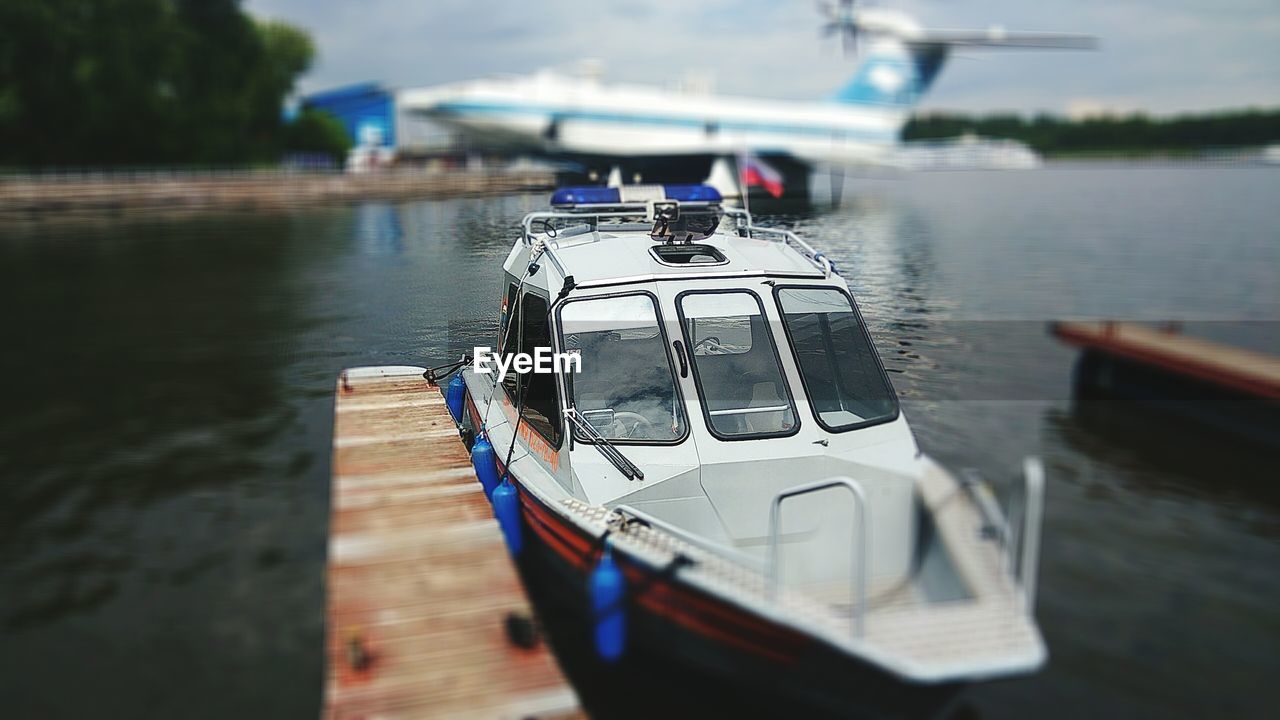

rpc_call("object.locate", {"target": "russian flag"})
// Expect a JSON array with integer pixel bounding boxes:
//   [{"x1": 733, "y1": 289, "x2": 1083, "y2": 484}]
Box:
[{"x1": 741, "y1": 152, "x2": 784, "y2": 198}]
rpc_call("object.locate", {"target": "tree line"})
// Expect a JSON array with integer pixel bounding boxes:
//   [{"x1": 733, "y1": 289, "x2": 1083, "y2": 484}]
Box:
[
  {"x1": 0, "y1": 0, "x2": 349, "y2": 167},
  {"x1": 903, "y1": 108, "x2": 1280, "y2": 155}
]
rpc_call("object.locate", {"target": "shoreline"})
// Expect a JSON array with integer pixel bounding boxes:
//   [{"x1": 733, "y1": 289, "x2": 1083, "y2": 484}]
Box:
[{"x1": 0, "y1": 168, "x2": 556, "y2": 218}]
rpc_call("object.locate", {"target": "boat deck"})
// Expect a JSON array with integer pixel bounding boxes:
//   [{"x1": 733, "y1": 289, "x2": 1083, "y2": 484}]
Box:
[
  {"x1": 324, "y1": 366, "x2": 580, "y2": 719},
  {"x1": 560, "y1": 458, "x2": 1044, "y2": 682}
]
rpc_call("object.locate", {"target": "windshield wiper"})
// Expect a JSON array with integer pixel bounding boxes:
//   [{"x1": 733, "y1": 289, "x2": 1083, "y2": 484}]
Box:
[{"x1": 563, "y1": 408, "x2": 645, "y2": 481}]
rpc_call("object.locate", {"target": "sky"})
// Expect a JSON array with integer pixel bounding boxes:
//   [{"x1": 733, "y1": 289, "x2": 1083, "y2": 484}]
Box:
[{"x1": 244, "y1": 0, "x2": 1280, "y2": 116}]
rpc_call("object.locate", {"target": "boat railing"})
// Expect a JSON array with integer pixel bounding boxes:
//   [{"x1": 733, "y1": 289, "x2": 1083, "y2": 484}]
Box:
[
  {"x1": 521, "y1": 209, "x2": 642, "y2": 246},
  {"x1": 767, "y1": 476, "x2": 869, "y2": 639},
  {"x1": 960, "y1": 457, "x2": 1045, "y2": 614},
  {"x1": 609, "y1": 503, "x2": 766, "y2": 572},
  {"x1": 723, "y1": 207, "x2": 833, "y2": 278},
  {"x1": 1012, "y1": 457, "x2": 1045, "y2": 613},
  {"x1": 519, "y1": 206, "x2": 833, "y2": 279}
]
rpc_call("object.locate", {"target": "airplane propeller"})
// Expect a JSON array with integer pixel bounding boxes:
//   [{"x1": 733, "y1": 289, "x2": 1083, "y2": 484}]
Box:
[{"x1": 817, "y1": 0, "x2": 861, "y2": 58}]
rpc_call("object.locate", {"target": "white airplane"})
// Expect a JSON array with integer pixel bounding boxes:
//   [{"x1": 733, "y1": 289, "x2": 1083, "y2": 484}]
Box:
[{"x1": 399, "y1": 2, "x2": 1092, "y2": 196}]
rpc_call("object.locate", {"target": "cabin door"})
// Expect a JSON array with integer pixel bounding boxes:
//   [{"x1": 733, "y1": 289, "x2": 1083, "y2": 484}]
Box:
[{"x1": 659, "y1": 282, "x2": 829, "y2": 555}]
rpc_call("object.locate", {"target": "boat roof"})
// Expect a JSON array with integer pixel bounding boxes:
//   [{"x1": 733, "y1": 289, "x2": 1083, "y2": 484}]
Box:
[
  {"x1": 511, "y1": 184, "x2": 837, "y2": 292},
  {"x1": 535, "y1": 224, "x2": 825, "y2": 286}
]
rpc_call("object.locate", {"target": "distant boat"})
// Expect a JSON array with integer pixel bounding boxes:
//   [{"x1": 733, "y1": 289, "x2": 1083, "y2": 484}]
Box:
[
  {"x1": 894, "y1": 133, "x2": 1042, "y2": 170},
  {"x1": 1263, "y1": 145, "x2": 1280, "y2": 164}
]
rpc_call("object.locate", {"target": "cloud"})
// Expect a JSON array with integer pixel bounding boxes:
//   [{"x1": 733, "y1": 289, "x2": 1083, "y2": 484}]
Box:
[{"x1": 246, "y1": 0, "x2": 1280, "y2": 114}]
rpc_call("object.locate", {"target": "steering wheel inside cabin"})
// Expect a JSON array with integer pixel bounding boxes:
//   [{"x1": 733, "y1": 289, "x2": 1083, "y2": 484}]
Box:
[
  {"x1": 611, "y1": 411, "x2": 655, "y2": 438},
  {"x1": 693, "y1": 336, "x2": 723, "y2": 354}
]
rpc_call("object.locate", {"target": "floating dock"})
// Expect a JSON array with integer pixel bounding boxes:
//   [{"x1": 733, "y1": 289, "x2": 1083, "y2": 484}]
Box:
[
  {"x1": 1053, "y1": 321, "x2": 1280, "y2": 445},
  {"x1": 324, "y1": 366, "x2": 580, "y2": 719},
  {"x1": 1052, "y1": 321, "x2": 1280, "y2": 400}
]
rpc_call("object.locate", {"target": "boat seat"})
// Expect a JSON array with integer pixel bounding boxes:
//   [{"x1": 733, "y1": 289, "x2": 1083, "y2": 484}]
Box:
[{"x1": 745, "y1": 381, "x2": 788, "y2": 433}]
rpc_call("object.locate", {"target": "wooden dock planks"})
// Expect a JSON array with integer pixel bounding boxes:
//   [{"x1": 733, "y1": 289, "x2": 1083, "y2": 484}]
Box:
[
  {"x1": 1053, "y1": 321, "x2": 1280, "y2": 401},
  {"x1": 324, "y1": 366, "x2": 580, "y2": 720}
]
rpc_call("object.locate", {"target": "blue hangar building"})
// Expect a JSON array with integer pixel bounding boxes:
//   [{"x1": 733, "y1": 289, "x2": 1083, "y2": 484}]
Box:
[{"x1": 300, "y1": 83, "x2": 398, "y2": 148}]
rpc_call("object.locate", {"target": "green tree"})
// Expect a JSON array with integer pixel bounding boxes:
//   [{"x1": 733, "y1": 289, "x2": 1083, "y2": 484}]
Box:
[
  {"x1": 244, "y1": 20, "x2": 315, "y2": 158},
  {"x1": 283, "y1": 108, "x2": 351, "y2": 163},
  {"x1": 0, "y1": 0, "x2": 315, "y2": 166},
  {"x1": 903, "y1": 108, "x2": 1280, "y2": 155}
]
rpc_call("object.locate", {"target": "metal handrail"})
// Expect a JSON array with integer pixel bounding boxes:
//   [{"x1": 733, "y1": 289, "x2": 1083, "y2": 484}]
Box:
[
  {"x1": 767, "y1": 477, "x2": 869, "y2": 638},
  {"x1": 708, "y1": 404, "x2": 790, "y2": 416},
  {"x1": 738, "y1": 224, "x2": 833, "y2": 277},
  {"x1": 610, "y1": 504, "x2": 765, "y2": 572},
  {"x1": 723, "y1": 206, "x2": 831, "y2": 275},
  {"x1": 521, "y1": 209, "x2": 648, "y2": 282},
  {"x1": 527, "y1": 237, "x2": 571, "y2": 281},
  {"x1": 1016, "y1": 457, "x2": 1045, "y2": 614},
  {"x1": 722, "y1": 206, "x2": 753, "y2": 225},
  {"x1": 962, "y1": 458, "x2": 1046, "y2": 615},
  {"x1": 521, "y1": 209, "x2": 646, "y2": 245}
]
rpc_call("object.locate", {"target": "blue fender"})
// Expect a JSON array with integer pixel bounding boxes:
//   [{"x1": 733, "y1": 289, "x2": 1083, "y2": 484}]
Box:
[
  {"x1": 445, "y1": 374, "x2": 466, "y2": 422},
  {"x1": 492, "y1": 477, "x2": 523, "y2": 556},
  {"x1": 470, "y1": 436, "x2": 500, "y2": 500},
  {"x1": 590, "y1": 545, "x2": 627, "y2": 662}
]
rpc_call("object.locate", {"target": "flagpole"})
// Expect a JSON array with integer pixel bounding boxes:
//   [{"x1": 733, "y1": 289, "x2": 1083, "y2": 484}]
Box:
[{"x1": 737, "y1": 146, "x2": 752, "y2": 218}]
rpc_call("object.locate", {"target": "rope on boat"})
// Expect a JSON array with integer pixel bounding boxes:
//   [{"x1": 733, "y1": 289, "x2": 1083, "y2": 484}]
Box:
[
  {"x1": 503, "y1": 357, "x2": 534, "y2": 477},
  {"x1": 583, "y1": 520, "x2": 699, "y2": 617},
  {"x1": 422, "y1": 354, "x2": 472, "y2": 385},
  {"x1": 596, "y1": 548, "x2": 696, "y2": 619}
]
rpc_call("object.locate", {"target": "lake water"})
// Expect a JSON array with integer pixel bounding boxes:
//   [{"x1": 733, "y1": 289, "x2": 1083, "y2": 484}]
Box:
[{"x1": 1, "y1": 165, "x2": 1277, "y2": 718}]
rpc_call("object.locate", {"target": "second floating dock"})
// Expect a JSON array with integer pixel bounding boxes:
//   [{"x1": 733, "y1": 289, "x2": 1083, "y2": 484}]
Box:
[{"x1": 1052, "y1": 321, "x2": 1280, "y2": 400}]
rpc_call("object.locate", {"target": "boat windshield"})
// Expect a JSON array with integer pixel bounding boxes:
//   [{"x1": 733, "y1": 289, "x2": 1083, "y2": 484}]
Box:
[
  {"x1": 679, "y1": 291, "x2": 797, "y2": 439},
  {"x1": 775, "y1": 286, "x2": 898, "y2": 431},
  {"x1": 559, "y1": 294, "x2": 687, "y2": 442}
]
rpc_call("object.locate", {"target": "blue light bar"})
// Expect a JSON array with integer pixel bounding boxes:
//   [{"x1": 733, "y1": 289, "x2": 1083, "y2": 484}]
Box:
[
  {"x1": 550, "y1": 184, "x2": 722, "y2": 208},
  {"x1": 550, "y1": 186, "x2": 621, "y2": 207},
  {"x1": 662, "y1": 184, "x2": 722, "y2": 203}
]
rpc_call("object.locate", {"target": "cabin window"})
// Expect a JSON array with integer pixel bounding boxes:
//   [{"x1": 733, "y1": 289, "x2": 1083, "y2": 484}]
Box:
[
  {"x1": 559, "y1": 293, "x2": 687, "y2": 443},
  {"x1": 678, "y1": 291, "x2": 798, "y2": 439},
  {"x1": 774, "y1": 286, "x2": 898, "y2": 431},
  {"x1": 507, "y1": 292, "x2": 562, "y2": 446}
]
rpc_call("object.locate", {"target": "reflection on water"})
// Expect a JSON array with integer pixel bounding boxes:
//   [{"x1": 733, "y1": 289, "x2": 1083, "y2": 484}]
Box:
[
  {"x1": 355, "y1": 202, "x2": 403, "y2": 255},
  {"x1": 0, "y1": 168, "x2": 1277, "y2": 718},
  {"x1": 1051, "y1": 401, "x2": 1280, "y2": 516}
]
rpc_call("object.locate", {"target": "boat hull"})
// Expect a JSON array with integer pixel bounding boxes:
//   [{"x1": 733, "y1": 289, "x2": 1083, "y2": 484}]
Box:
[{"x1": 511, "y1": 480, "x2": 964, "y2": 720}]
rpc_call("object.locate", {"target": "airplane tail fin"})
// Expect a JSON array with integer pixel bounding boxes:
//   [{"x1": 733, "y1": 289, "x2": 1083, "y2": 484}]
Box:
[
  {"x1": 831, "y1": 40, "x2": 947, "y2": 110},
  {"x1": 831, "y1": 26, "x2": 1092, "y2": 109}
]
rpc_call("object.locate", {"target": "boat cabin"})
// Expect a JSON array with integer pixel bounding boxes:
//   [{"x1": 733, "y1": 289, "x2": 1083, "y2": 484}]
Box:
[{"x1": 474, "y1": 185, "x2": 920, "y2": 592}]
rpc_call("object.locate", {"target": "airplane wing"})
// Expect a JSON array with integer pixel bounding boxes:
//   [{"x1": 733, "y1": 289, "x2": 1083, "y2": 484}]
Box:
[{"x1": 915, "y1": 30, "x2": 1096, "y2": 50}]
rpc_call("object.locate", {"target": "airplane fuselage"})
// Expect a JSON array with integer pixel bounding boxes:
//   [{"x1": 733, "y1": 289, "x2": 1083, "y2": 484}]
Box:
[{"x1": 401, "y1": 71, "x2": 907, "y2": 166}]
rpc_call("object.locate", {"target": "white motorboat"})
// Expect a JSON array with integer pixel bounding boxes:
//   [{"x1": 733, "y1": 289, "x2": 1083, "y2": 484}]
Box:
[{"x1": 438, "y1": 183, "x2": 1048, "y2": 719}]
